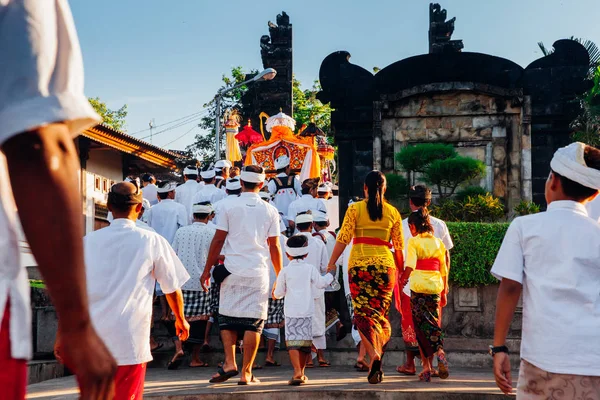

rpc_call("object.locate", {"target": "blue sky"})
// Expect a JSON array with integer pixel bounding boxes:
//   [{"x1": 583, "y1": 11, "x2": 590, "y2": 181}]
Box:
[{"x1": 71, "y1": 0, "x2": 600, "y2": 151}]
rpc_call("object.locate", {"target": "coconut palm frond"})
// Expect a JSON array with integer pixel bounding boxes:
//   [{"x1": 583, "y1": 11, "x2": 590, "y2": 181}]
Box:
[{"x1": 537, "y1": 41, "x2": 553, "y2": 56}]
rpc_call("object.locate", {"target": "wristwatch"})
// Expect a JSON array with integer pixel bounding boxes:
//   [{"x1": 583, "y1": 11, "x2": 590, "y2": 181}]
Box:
[{"x1": 489, "y1": 345, "x2": 509, "y2": 356}]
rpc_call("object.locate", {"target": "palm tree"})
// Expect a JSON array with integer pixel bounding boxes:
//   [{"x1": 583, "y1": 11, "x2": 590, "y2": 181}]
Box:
[{"x1": 537, "y1": 37, "x2": 600, "y2": 76}]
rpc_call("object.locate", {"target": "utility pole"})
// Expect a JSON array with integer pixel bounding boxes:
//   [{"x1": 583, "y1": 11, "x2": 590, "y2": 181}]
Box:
[
  {"x1": 149, "y1": 119, "x2": 155, "y2": 144},
  {"x1": 215, "y1": 96, "x2": 221, "y2": 160}
]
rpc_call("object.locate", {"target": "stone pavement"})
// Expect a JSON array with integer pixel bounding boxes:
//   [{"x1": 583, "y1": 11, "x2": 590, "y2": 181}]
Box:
[{"x1": 27, "y1": 365, "x2": 515, "y2": 399}]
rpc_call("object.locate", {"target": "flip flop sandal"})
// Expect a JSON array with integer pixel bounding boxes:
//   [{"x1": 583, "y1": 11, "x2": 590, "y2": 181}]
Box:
[
  {"x1": 167, "y1": 356, "x2": 184, "y2": 370},
  {"x1": 437, "y1": 353, "x2": 449, "y2": 379},
  {"x1": 318, "y1": 361, "x2": 331, "y2": 367},
  {"x1": 209, "y1": 367, "x2": 239, "y2": 383},
  {"x1": 396, "y1": 365, "x2": 416, "y2": 376},
  {"x1": 354, "y1": 362, "x2": 369, "y2": 372},
  {"x1": 151, "y1": 343, "x2": 164, "y2": 352},
  {"x1": 264, "y1": 361, "x2": 281, "y2": 367},
  {"x1": 368, "y1": 360, "x2": 384, "y2": 384},
  {"x1": 419, "y1": 371, "x2": 432, "y2": 382},
  {"x1": 288, "y1": 377, "x2": 304, "y2": 386},
  {"x1": 189, "y1": 362, "x2": 210, "y2": 368},
  {"x1": 431, "y1": 369, "x2": 439, "y2": 378},
  {"x1": 238, "y1": 375, "x2": 260, "y2": 385},
  {"x1": 305, "y1": 363, "x2": 314, "y2": 368},
  {"x1": 252, "y1": 364, "x2": 263, "y2": 370}
]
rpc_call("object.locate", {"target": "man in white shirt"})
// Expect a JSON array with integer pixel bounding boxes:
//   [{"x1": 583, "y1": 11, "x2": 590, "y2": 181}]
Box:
[
  {"x1": 268, "y1": 155, "x2": 301, "y2": 218},
  {"x1": 77, "y1": 182, "x2": 190, "y2": 399},
  {"x1": 586, "y1": 195, "x2": 600, "y2": 222},
  {"x1": 170, "y1": 202, "x2": 216, "y2": 369},
  {"x1": 147, "y1": 182, "x2": 189, "y2": 244},
  {"x1": 175, "y1": 166, "x2": 203, "y2": 222},
  {"x1": 396, "y1": 185, "x2": 453, "y2": 377},
  {"x1": 214, "y1": 160, "x2": 232, "y2": 190},
  {"x1": 0, "y1": 2, "x2": 117, "y2": 397},
  {"x1": 287, "y1": 178, "x2": 327, "y2": 232},
  {"x1": 141, "y1": 173, "x2": 159, "y2": 206},
  {"x1": 295, "y1": 212, "x2": 330, "y2": 367},
  {"x1": 212, "y1": 178, "x2": 242, "y2": 227},
  {"x1": 491, "y1": 142, "x2": 600, "y2": 397},
  {"x1": 200, "y1": 165, "x2": 283, "y2": 385},
  {"x1": 194, "y1": 170, "x2": 227, "y2": 205},
  {"x1": 317, "y1": 183, "x2": 340, "y2": 231}
]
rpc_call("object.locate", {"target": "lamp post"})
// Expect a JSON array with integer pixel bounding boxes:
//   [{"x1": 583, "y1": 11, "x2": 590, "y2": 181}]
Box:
[{"x1": 214, "y1": 68, "x2": 277, "y2": 160}]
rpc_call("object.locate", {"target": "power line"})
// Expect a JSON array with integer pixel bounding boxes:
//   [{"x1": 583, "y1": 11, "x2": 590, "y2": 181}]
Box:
[
  {"x1": 138, "y1": 112, "x2": 207, "y2": 140},
  {"x1": 162, "y1": 125, "x2": 198, "y2": 148},
  {"x1": 128, "y1": 110, "x2": 207, "y2": 136}
]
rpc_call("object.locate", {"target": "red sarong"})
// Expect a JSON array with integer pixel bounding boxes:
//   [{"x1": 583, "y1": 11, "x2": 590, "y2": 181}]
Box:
[
  {"x1": 353, "y1": 237, "x2": 393, "y2": 248},
  {"x1": 0, "y1": 300, "x2": 27, "y2": 400},
  {"x1": 76, "y1": 363, "x2": 146, "y2": 400}
]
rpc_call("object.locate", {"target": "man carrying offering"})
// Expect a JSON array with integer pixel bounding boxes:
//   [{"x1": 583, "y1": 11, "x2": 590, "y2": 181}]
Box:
[
  {"x1": 491, "y1": 142, "x2": 600, "y2": 397},
  {"x1": 201, "y1": 165, "x2": 283, "y2": 385}
]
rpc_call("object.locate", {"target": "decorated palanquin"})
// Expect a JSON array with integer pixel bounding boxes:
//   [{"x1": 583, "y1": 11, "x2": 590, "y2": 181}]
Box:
[{"x1": 245, "y1": 111, "x2": 320, "y2": 181}]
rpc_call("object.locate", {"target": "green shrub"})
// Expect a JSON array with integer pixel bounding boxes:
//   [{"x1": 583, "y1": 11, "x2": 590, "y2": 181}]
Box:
[
  {"x1": 447, "y1": 222, "x2": 509, "y2": 287},
  {"x1": 430, "y1": 194, "x2": 504, "y2": 222},
  {"x1": 395, "y1": 143, "x2": 457, "y2": 173},
  {"x1": 385, "y1": 173, "x2": 409, "y2": 202},
  {"x1": 456, "y1": 186, "x2": 489, "y2": 202},
  {"x1": 425, "y1": 157, "x2": 487, "y2": 198},
  {"x1": 513, "y1": 200, "x2": 541, "y2": 216}
]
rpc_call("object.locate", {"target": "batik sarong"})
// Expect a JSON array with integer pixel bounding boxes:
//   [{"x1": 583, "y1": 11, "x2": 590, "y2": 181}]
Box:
[
  {"x1": 265, "y1": 298, "x2": 285, "y2": 329},
  {"x1": 285, "y1": 316, "x2": 313, "y2": 352},
  {"x1": 411, "y1": 291, "x2": 444, "y2": 358},
  {"x1": 349, "y1": 264, "x2": 396, "y2": 354},
  {"x1": 183, "y1": 290, "x2": 211, "y2": 322},
  {"x1": 517, "y1": 359, "x2": 600, "y2": 400}
]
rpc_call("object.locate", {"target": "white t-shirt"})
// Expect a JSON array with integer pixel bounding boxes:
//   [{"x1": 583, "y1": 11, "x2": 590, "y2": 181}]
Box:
[
  {"x1": 142, "y1": 184, "x2": 159, "y2": 206},
  {"x1": 324, "y1": 196, "x2": 340, "y2": 231},
  {"x1": 586, "y1": 196, "x2": 600, "y2": 222},
  {"x1": 274, "y1": 260, "x2": 333, "y2": 318},
  {"x1": 267, "y1": 173, "x2": 301, "y2": 217},
  {"x1": 193, "y1": 184, "x2": 226, "y2": 205},
  {"x1": 491, "y1": 201, "x2": 600, "y2": 376},
  {"x1": 217, "y1": 192, "x2": 281, "y2": 278},
  {"x1": 299, "y1": 232, "x2": 329, "y2": 299},
  {"x1": 146, "y1": 199, "x2": 188, "y2": 244},
  {"x1": 0, "y1": 0, "x2": 100, "y2": 360},
  {"x1": 84, "y1": 219, "x2": 190, "y2": 365},
  {"x1": 287, "y1": 195, "x2": 328, "y2": 223},
  {"x1": 212, "y1": 194, "x2": 239, "y2": 227},
  {"x1": 172, "y1": 222, "x2": 216, "y2": 291},
  {"x1": 175, "y1": 180, "x2": 202, "y2": 222}
]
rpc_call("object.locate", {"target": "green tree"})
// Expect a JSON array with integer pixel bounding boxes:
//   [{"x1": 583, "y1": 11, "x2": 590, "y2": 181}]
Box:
[
  {"x1": 424, "y1": 156, "x2": 486, "y2": 198},
  {"x1": 395, "y1": 143, "x2": 457, "y2": 184},
  {"x1": 88, "y1": 97, "x2": 128, "y2": 131},
  {"x1": 293, "y1": 77, "x2": 332, "y2": 134},
  {"x1": 572, "y1": 65, "x2": 600, "y2": 146}
]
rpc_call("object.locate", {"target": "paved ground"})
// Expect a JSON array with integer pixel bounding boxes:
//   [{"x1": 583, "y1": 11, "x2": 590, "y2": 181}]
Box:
[{"x1": 27, "y1": 365, "x2": 514, "y2": 399}]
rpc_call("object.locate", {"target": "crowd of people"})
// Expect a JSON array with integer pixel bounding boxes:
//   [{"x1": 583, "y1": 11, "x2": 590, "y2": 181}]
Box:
[{"x1": 1, "y1": 2, "x2": 600, "y2": 399}]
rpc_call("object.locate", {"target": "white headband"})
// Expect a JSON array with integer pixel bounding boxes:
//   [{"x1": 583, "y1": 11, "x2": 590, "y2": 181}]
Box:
[
  {"x1": 285, "y1": 245, "x2": 309, "y2": 257},
  {"x1": 193, "y1": 204, "x2": 213, "y2": 214},
  {"x1": 295, "y1": 213, "x2": 314, "y2": 224},
  {"x1": 201, "y1": 170, "x2": 216, "y2": 179},
  {"x1": 157, "y1": 183, "x2": 176, "y2": 193},
  {"x1": 259, "y1": 191, "x2": 271, "y2": 200},
  {"x1": 240, "y1": 170, "x2": 266, "y2": 183},
  {"x1": 226, "y1": 178, "x2": 242, "y2": 191},
  {"x1": 184, "y1": 167, "x2": 198, "y2": 175},
  {"x1": 317, "y1": 184, "x2": 332, "y2": 193},
  {"x1": 313, "y1": 211, "x2": 328, "y2": 222},
  {"x1": 141, "y1": 199, "x2": 152, "y2": 210},
  {"x1": 215, "y1": 160, "x2": 232, "y2": 169},
  {"x1": 551, "y1": 142, "x2": 600, "y2": 190}
]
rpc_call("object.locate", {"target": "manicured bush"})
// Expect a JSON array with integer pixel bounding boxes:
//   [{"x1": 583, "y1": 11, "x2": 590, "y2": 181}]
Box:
[
  {"x1": 430, "y1": 194, "x2": 504, "y2": 223},
  {"x1": 425, "y1": 156, "x2": 487, "y2": 198},
  {"x1": 395, "y1": 143, "x2": 457, "y2": 174},
  {"x1": 447, "y1": 222, "x2": 509, "y2": 287},
  {"x1": 456, "y1": 186, "x2": 489, "y2": 202},
  {"x1": 385, "y1": 173, "x2": 409, "y2": 202}
]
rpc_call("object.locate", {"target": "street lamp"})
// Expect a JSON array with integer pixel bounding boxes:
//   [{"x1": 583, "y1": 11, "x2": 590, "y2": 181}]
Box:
[{"x1": 214, "y1": 68, "x2": 277, "y2": 160}]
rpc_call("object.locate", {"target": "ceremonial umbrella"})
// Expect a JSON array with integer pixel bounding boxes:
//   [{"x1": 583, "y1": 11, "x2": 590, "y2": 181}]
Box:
[
  {"x1": 265, "y1": 110, "x2": 296, "y2": 133},
  {"x1": 235, "y1": 120, "x2": 264, "y2": 146}
]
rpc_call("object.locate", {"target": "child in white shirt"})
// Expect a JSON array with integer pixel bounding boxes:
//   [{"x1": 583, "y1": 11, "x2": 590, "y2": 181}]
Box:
[{"x1": 274, "y1": 235, "x2": 335, "y2": 386}]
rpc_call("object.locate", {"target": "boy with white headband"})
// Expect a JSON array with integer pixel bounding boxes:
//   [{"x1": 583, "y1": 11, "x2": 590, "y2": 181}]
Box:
[
  {"x1": 212, "y1": 178, "x2": 243, "y2": 227},
  {"x1": 274, "y1": 235, "x2": 336, "y2": 386},
  {"x1": 194, "y1": 168, "x2": 227, "y2": 205},
  {"x1": 295, "y1": 212, "x2": 330, "y2": 367},
  {"x1": 175, "y1": 165, "x2": 203, "y2": 222},
  {"x1": 201, "y1": 165, "x2": 283, "y2": 385},
  {"x1": 491, "y1": 142, "x2": 600, "y2": 397},
  {"x1": 214, "y1": 160, "x2": 232, "y2": 190},
  {"x1": 170, "y1": 201, "x2": 216, "y2": 369},
  {"x1": 147, "y1": 182, "x2": 189, "y2": 244}
]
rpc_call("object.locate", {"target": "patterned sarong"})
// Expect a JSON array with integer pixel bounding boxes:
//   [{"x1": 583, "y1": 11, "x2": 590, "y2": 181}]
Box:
[
  {"x1": 517, "y1": 359, "x2": 600, "y2": 400},
  {"x1": 349, "y1": 264, "x2": 396, "y2": 355},
  {"x1": 285, "y1": 316, "x2": 313, "y2": 351},
  {"x1": 209, "y1": 283, "x2": 220, "y2": 315},
  {"x1": 183, "y1": 290, "x2": 211, "y2": 322},
  {"x1": 410, "y1": 291, "x2": 444, "y2": 358},
  {"x1": 265, "y1": 298, "x2": 285, "y2": 329}
]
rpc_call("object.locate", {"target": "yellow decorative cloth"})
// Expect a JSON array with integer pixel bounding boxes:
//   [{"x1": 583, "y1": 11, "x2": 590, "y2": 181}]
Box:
[
  {"x1": 337, "y1": 200, "x2": 403, "y2": 268},
  {"x1": 226, "y1": 129, "x2": 242, "y2": 162},
  {"x1": 404, "y1": 233, "x2": 447, "y2": 295}
]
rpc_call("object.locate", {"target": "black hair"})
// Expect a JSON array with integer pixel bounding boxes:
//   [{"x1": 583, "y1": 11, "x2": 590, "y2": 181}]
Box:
[
  {"x1": 157, "y1": 181, "x2": 173, "y2": 200},
  {"x1": 215, "y1": 170, "x2": 224, "y2": 176},
  {"x1": 295, "y1": 211, "x2": 313, "y2": 231},
  {"x1": 241, "y1": 165, "x2": 264, "y2": 190},
  {"x1": 314, "y1": 221, "x2": 329, "y2": 229},
  {"x1": 286, "y1": 235, "x2": 309, "y2": 260},
  {"x1": 408, "y1": 208, "x2": 434, "y2": 234},
  {"x1": 365, "y1": 170, "x2": 386, "y2": 221},
  {"x1": 141, "y1": 173, "x2": 154, "y2": 183},
  {"x1": 552, "y1": 145, "x2": 600, "y2": 201},
  {"x1": 409, "y1": 185, "x2": 432, "y2": 208},
  {"x1": 276, "y1": 167, "x2": 288, "y2": 174},
  {"x1": 186, "y1": 174, "x2": 198, "y2": 180},
  {"x1": 226, "y1": 188, "x2": 242, "y2": 196},
  {"x1": 193, "y1": 201, "x2": 213, "y2": 220},
  {"x1": 202, "y1": 177, "x2": 215, "y2": 184}
]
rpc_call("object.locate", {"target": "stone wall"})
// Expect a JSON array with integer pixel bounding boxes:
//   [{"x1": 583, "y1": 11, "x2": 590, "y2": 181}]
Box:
[{"x1": 376, "y1": 84, "x2": 532, "y2": 208}]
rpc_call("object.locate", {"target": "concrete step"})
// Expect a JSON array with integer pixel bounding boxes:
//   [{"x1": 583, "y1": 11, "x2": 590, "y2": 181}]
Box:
[{"x1": 28, "y1": 360, "x2": 65, "y2": 385}]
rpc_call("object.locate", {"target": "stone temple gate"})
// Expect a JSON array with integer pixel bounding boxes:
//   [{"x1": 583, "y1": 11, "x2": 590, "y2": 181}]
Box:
[{"x1": 318, "y1": 3, "x2": 590, "y2": 216}]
